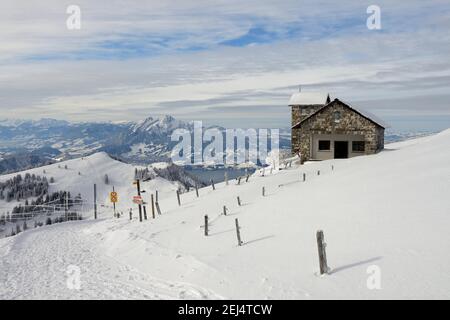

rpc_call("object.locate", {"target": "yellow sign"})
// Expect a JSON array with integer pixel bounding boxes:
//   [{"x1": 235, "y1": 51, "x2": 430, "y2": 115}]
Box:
[{"x1": 110, "y1": 191, "x2": 118, "y2": 203}]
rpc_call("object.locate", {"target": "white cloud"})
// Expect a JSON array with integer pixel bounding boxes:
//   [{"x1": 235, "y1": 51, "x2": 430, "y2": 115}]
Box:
[{"x1": 0, "y1": 0, "x2": 449, "y2": 130}]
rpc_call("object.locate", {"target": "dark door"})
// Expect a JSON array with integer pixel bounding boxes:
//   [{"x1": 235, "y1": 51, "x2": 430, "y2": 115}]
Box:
[{"x1": 334, "y1": 141, "x2": 348, "y2": 159}]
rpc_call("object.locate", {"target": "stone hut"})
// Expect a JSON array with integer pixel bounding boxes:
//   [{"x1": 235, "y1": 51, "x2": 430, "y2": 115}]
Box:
[{"x1": 291, "y1": 92, "x2": 385, "y2": 162}]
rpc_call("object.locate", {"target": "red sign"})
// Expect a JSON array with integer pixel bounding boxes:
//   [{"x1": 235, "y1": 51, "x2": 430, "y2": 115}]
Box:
[{"x1": 132, "y1": 195, "x2": 143, "y2": 205}]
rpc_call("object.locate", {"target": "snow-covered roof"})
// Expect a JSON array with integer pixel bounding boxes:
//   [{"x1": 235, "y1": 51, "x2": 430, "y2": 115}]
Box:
[
  {"x1": 341, "y1": 100, "x2": 390, "y2": 129},
  {"x1": 288, "y1": 92, "x2": 328, "y2": 105},
  {"x1": 292, "y1": 98, "x2": 389, "y2": 129}
]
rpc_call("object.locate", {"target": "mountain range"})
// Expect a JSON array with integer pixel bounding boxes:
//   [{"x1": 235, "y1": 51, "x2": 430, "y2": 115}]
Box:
[{"x1": 0, "y1": 116, "x2": 291, "y2": 174}]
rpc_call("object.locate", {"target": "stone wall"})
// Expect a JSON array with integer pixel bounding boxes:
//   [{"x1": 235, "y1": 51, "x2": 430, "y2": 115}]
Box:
[
  {"x1": 291, "y1": 100, "x2": 384, "y2": 161},
  {"x1": 291, "y1": 104, "x2": 323, "y2": 154}
]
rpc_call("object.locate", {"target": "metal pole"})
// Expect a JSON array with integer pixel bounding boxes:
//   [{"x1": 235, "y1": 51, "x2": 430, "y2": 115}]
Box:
[
  {"x1": 113, "y1": 186, "x2": 116, "y2": 218},
  {"x1": 136, "y1": 179, "x2": 143, "y2": 222}
]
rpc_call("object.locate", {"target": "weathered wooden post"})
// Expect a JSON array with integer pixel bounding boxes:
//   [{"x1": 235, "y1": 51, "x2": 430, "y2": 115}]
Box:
[
  {"x1": 204, "y1": 215, "x2": 209, "y2": 236},
  {"x1": 151, "y1": 194, "x2": 155, "y2": 219},
  {"x1": 317, "y1": 170, "x2": 320, "y2": 176},
  {"x1": 237, "y1": 196, "x2": 241, "y2": 206},
  {"x1": 237, "y1": 177, "x2": 241, "y2": 185},
  {"x1": 195, "y1": 183, "x2": 199, "y2": 198},
  {"x1": 210, "y1": 179, "x2": 215, "y2": 190},
  {"x1": 93, "y1": 184, "x2": 97, "y2": 220},
  {"x1": 155, "y1": 190, "x2": 159, "y2": 203},
  {"x1": 303, "y1": 173, "x2": 306, "y2": 182},
  {"x1": 176, "y1": 189, "x2": 181, "y2": 206},
  {"x1": 156, "y1": 201, "x2": 162, "y2": 215},
  {"x1": 143, "y1": 205, "x2": 148, "y2": 220},
  {"x1": 223, "y1": 205, "x2": 227, "y2": 216},
  {"x1": 245, "y1": 175, "x2": 250, "y2": 183},
  {"x1": 262, "y1": 186, "x2": 265, "y2": 197},
  {"x1": 129, "y1": 209, "x2": 132, "y2": 221},
  {"x1": 235, "y1": 218, "x2": 243, "y2": 246},
  {"x1": 316, "y1": 230, "x2": 329, "y2": 275}
]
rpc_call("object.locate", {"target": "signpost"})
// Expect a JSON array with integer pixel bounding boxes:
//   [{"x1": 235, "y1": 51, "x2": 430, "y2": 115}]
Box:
[{"x1": 110, "y1": 188, "x2": 118, "y2": 217}]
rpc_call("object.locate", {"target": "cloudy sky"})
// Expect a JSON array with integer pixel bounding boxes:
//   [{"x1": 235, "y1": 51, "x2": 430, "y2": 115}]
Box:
[{"x1": 1, "y1": 0, "x2": 449, "y2": 131}]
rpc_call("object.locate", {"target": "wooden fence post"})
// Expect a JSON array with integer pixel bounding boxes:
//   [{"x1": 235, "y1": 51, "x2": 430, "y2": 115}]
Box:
[
  {"x1": 143, "y1": 205, "x2": 148, "y2": 220},
  {"x1": 245, "y1": 175, "x2": 250, "y2": 183},
  {"x1": 225, "y1": 172, "x2": 228, "y2": 185},
  {"x1": 151, "y1": 194, "x2": 155, "y2": 219},
  {"x1": 317, "y1": 170, "x2": 320, "y2": 176},
  {"x1": 210, "y1": 179, "x2": 215, "y2": 190},
  {"x1": 331, "y1": 165, "x2": 334, "y2": 171},
  {"x1": 262, "y1": 186, "x2": 265, "y2": 197},
  {"x1": 223, "y1": 205, "x2": 227, "y2": 216},
  {"x1": 237, "y1": 177, "x2": 241, "y2": 185},
  {"x1": 155, "y1": 190, "x2": 159, "y2": 203},
  {"x1": 237, "y1": 196, "x2": 241, "y2": 206},
  {"x1": 303, "y1": 173, "x2": 306, "y2": 182},
  {"x1": 316, "y1": 230, "x2": 329, "y2": 275},
  {"x1": 195, "y1": 183, "x2": 199, "y2": 198},
  {"x1": 94, "y1": 184, "x2": 97, "y2": 220},
  {"x1": 129, "y1": 209, "x2": 132, "y2": 221},
  {"x1": 176, "y1": 190, "x2": 181, "y2": 206},
  {"x1": 155, "y1": 201, "x2": 162, "y2": 215},
  {"x1": 235, "y1": 218, "x2": 243, "y2": 246},
  {"x1": 204, "y1": 215, "x2": 209, "y2": 236}
]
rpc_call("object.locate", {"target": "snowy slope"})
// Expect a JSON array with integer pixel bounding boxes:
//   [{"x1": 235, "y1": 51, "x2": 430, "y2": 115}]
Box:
[
  {"x1": 0, "y1": 152, "x2": 181, "y2": 219},
  {"x1": 1, "y1": 130, "x2": 450, "y2": 299}
]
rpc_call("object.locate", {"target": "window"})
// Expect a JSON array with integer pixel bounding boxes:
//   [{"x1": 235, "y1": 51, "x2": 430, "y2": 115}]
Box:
[
  {"x1": 352, "y1": 141, "x2": 365, "y2": 152},
  {"x1": 318, "y1": 140, "x2": 331, "y2": 151},
  {"x1": 334, "y1": 111, "x2": 341, "y2": 123}
]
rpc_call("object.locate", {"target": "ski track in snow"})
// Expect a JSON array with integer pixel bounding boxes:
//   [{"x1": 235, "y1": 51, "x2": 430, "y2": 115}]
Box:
[{"x1": 0, "y1": 220, "x2": 222, "y2": 300}]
